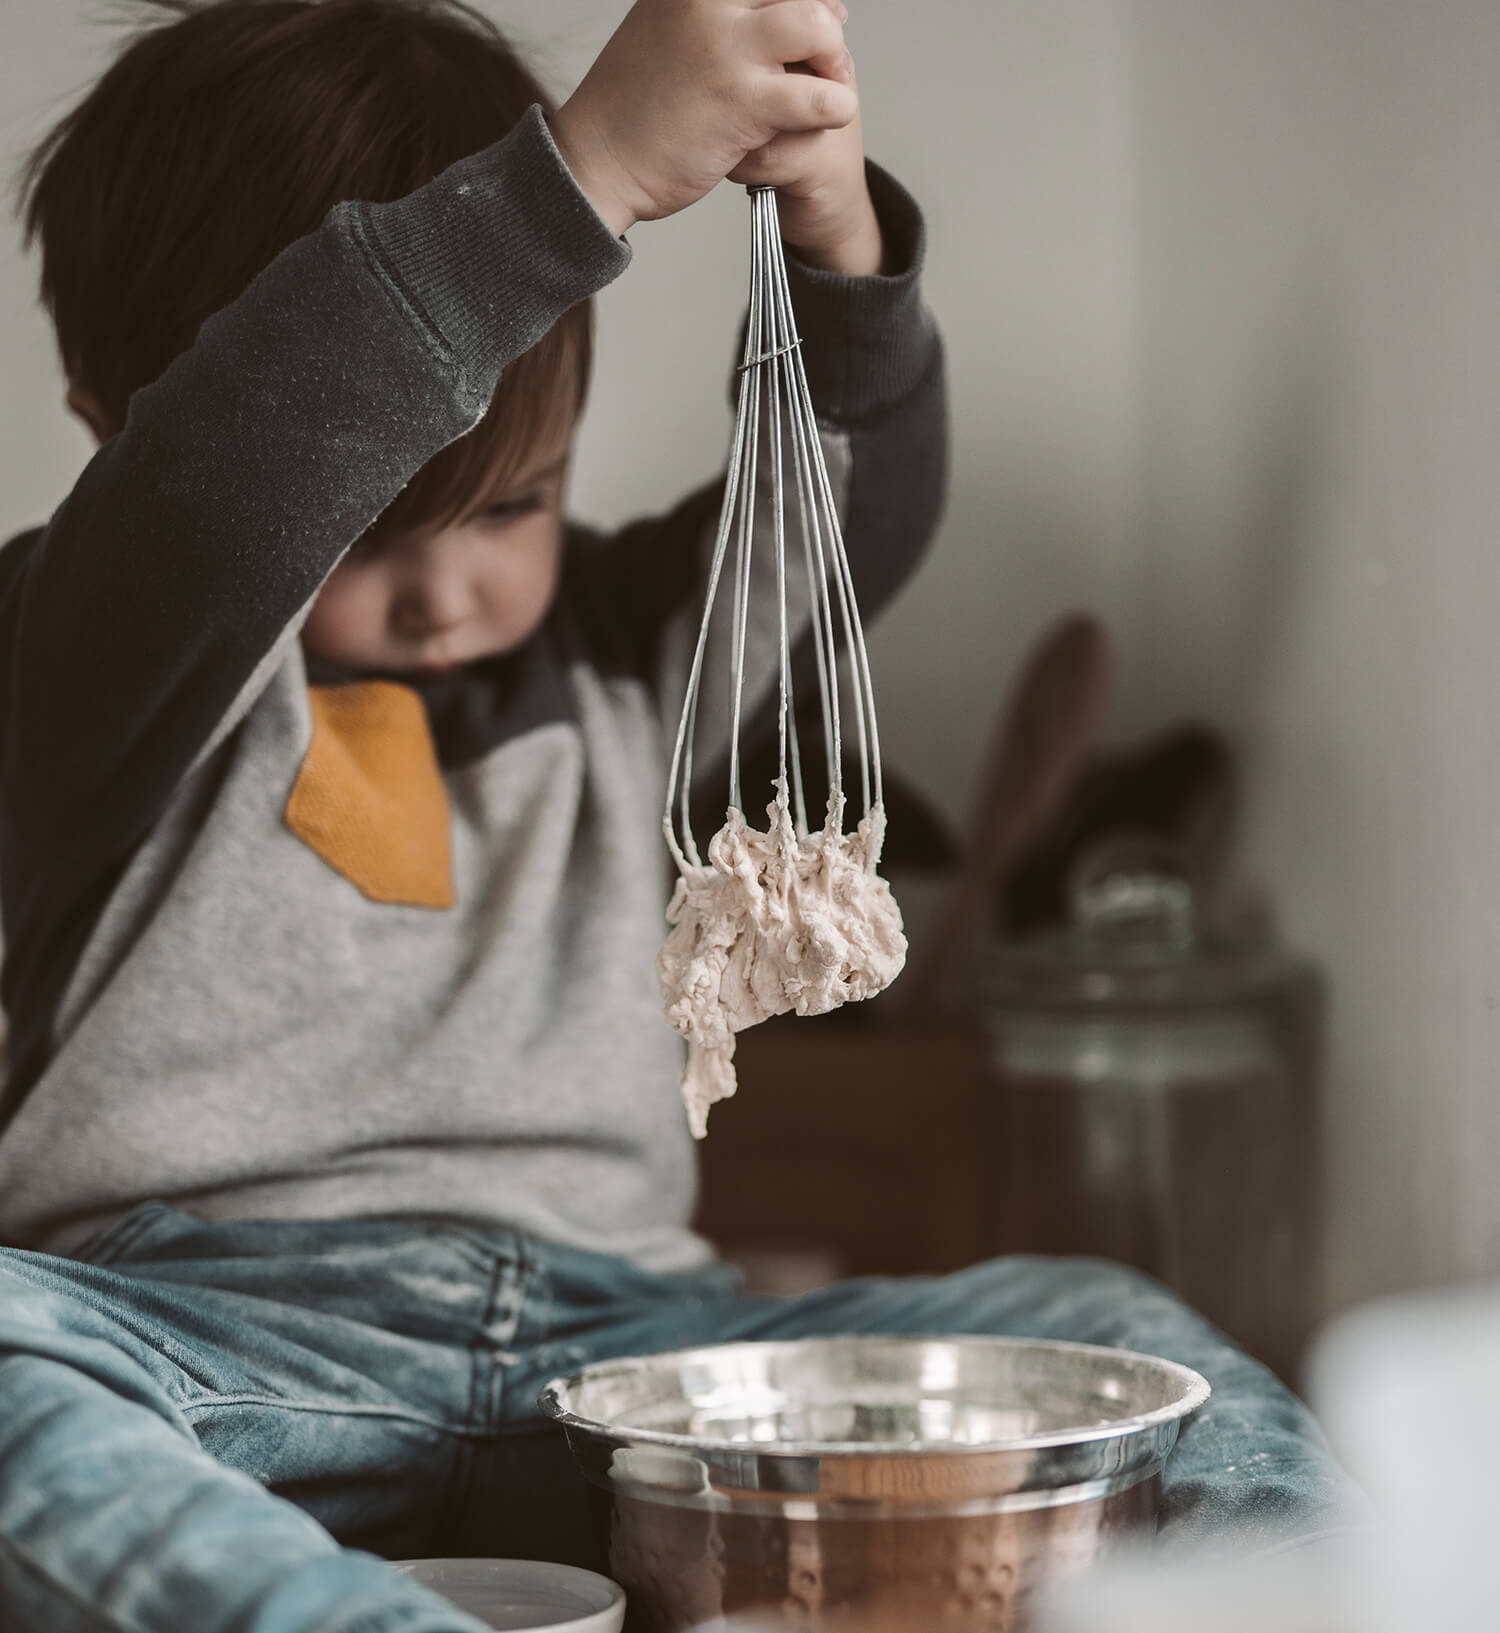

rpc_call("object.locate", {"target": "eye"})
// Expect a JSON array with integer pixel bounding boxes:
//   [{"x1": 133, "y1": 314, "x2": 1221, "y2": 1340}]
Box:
[{"x1": 481, "y1": 492, "x2": 545, "y2": 524}]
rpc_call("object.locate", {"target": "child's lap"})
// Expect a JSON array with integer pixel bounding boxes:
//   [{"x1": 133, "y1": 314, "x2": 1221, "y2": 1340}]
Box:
[{"x1": 0, "y1": 1203, "x2": 1350, "y2": 1553}]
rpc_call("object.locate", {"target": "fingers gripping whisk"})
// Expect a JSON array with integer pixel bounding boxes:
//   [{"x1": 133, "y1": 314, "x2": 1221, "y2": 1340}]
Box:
[{"x1": 657, "y1": 187, "x2": 907, "y2": 1139}]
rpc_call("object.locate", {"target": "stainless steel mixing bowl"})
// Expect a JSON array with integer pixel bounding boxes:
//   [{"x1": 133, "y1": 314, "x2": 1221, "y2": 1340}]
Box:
[{"x1": 539, "y1": 1335, "x2": 1209, "y2": 1633}]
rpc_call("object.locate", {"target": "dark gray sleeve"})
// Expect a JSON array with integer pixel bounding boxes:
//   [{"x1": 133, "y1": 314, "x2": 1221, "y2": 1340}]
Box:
[
  {"x1": 563, "y1": 160, "x2": 948, "y2": 811},
  {"x1": 0, "y1": 105, "x2": 629, "y2": 1034}
]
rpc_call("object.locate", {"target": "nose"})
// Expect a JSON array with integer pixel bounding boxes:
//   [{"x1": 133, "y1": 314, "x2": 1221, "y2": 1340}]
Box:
[{"x1": 390, "y1": 541, "x2": 476, "y2": 639}]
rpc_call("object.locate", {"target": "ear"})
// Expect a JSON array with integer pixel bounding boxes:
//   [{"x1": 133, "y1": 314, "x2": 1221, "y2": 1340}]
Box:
[{"x1": 65, "y1": 383, "x2": 118, "y2": 445}]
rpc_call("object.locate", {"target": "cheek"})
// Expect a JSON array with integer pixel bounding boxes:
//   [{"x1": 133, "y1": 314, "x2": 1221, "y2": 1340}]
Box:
[
  {"x1": 485, "y1": 521, "x2": 563, "y2": 619},
  {"x1": 302, "y1": 567, "x2": 390, "y2": 657}
]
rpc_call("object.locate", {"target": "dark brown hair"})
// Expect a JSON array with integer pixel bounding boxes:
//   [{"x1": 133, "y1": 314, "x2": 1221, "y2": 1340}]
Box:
[{"x1": 16, "y1": 0, "x2": 592, "y2": 535}]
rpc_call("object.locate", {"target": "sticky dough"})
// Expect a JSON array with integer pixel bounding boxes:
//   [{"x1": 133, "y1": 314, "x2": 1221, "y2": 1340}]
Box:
[{"x1": 657, "y1": 800, "x2": 907, "y2": 1137}]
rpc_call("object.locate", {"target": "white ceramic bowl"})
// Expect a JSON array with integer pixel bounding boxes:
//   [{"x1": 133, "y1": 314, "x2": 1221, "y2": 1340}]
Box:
[{"x1": 393, "y1": 1558, "x2": 625, "y2": 1632}]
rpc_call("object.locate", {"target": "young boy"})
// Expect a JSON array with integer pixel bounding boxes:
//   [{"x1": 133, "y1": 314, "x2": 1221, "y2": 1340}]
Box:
[{"x1": 0, "y1": 1, "x2": 1349, "y2": 1628}]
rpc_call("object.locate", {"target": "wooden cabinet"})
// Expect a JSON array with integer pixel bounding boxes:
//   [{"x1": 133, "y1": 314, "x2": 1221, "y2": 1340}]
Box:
[{"x1": 691, "y1": 1014, "x2": 995, "y2": 1286}]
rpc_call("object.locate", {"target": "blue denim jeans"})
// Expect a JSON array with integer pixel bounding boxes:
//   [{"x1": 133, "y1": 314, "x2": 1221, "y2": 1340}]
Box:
[{"x1": 0, "y1": 1203, "x2": 1350, "y2": 1632}]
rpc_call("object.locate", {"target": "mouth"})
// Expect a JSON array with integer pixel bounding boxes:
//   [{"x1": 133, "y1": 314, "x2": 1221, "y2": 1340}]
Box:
[{"x1": 401, "y1": 637, "x2": 472, "y2": 674}]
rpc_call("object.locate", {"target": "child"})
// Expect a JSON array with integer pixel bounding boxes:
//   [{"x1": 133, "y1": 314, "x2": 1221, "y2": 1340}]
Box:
[{"x1": 0, "y1": 2, "x2": 1349, "y2": 1628}]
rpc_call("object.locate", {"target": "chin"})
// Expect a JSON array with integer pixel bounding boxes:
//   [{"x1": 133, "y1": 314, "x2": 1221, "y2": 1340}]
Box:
[{"x1": 404, "y1": 626, "x2": 541, "y2": 675}]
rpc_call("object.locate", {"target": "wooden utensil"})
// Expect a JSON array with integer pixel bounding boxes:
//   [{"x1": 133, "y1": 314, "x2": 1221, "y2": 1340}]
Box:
[{"x1": 897, "y1": 614, "x2": 1113, "y2": 1015}]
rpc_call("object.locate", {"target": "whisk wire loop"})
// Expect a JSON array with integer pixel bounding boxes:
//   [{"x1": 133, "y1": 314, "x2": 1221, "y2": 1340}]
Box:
[{"x1": 663, "y1": 188, "x2": 884, "y2": 869}]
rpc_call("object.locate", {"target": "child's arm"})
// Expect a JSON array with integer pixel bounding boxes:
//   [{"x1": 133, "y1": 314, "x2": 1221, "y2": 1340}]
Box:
[
  {"x1": 0, "y1": 112, "x2": 626, "y2": 1005},
  {"x1": 0, "y1": 0, "x2": 858, "y2": 1011}
]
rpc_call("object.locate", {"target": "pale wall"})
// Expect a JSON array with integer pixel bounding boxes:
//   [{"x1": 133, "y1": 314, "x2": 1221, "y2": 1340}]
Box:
[{"x1": 1128, "y1": 0, "x2": 1500, "y2": 1312}]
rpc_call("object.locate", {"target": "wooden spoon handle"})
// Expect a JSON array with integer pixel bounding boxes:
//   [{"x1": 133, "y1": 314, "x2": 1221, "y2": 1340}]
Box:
[{"x1": 898, "y1": 614, "x2": 1113, "y2": 1016}]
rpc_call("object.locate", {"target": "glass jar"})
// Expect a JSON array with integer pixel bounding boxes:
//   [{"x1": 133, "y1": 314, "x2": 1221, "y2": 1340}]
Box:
[{"x1": 977, "y1": 840, "x2": 1324, "y2": 1381}]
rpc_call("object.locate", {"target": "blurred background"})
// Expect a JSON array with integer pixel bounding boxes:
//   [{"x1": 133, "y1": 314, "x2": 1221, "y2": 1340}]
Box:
[{"x1": 3, "y1": 1, "x2": 1498, "y2": 1380}]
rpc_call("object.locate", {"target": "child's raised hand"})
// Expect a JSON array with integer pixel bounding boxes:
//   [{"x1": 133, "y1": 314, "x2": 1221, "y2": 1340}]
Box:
[
  {"x1": 728, "y1": 42, "x2": 883, "y2": 277},
  {"x1": 550, "y1": 0, "x2": 861, "y2": 243}
]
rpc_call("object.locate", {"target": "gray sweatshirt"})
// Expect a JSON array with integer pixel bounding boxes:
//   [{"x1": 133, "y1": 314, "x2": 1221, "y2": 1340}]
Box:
[{"x1": 0, "y1": 106, "x2": 947, "y2": 1269}]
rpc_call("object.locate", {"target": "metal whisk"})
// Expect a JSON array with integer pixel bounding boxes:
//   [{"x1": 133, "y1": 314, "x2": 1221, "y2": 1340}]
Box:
[{"x1": 663, "y1": 185, "x2": 885, "y2": 866}]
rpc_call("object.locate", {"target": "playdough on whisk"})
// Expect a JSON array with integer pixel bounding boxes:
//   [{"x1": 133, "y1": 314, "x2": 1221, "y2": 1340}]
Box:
[
  {"x1": 657, "y1": 187, "x2": 907, "y2": 1138},
  {"x1": 660, "y1": 802, "x2": 904, "y2": 1138}
]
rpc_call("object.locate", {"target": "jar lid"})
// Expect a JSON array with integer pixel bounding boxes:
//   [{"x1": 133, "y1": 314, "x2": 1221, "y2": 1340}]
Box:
[{"x1": 978, "y1": 836, "x2": 1316, "y2": 1011}]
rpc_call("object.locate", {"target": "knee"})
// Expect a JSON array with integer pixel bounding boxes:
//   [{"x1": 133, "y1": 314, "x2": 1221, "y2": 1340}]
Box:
[
  {"x1": 0, "y1": 1252, "x2": 86, "y2": 1333},
  {"x1": 1011, "y1": 1253, "x2": 1171, "y2": 1307},
  {"x1": 0, "y1": 1246, "x2": 135, "y2": 1334},
  {"x1": 962, "y1": 1251, "x2": 1169, "y2": 1306},
  {"x1": 0, "y1": 1253, "x2": 187, "y2": 1425},
  {"x1": 946, "y1": 1253, "x2": 1211, "y2": 1349}
]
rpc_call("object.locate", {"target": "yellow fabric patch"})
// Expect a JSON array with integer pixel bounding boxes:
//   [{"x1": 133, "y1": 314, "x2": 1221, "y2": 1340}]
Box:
[{"x1": 285, "y1": 682, "x2": 454, "y2": 909}]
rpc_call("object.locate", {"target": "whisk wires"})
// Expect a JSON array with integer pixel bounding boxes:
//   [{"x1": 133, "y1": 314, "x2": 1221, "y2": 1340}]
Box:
[{"x1": 664, "y1": 187, "x2": 884, "y2": 872}]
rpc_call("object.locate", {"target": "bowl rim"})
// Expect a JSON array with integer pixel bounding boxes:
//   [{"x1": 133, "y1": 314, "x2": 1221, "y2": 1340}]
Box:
[
  {"x1": 392, "y1": 1559, "x2": 625, "y2": 1632},
  {"x1": 537, "y1": 1333, "x2": 1211, "y2": 1457}
]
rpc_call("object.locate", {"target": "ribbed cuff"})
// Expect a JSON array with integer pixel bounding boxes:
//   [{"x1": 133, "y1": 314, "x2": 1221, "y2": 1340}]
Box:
[
  {"x1": 347, "y1": 105, "x2": 632, "y2": 407},
  {"x1": 783, "y1": 160, "x2": 938, "y2": 424}
]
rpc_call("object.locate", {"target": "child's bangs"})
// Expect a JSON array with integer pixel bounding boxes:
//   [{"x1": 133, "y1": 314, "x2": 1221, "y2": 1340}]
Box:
[{"x1": 373, "y1": 299, "x2": 592, "y2": 541}]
